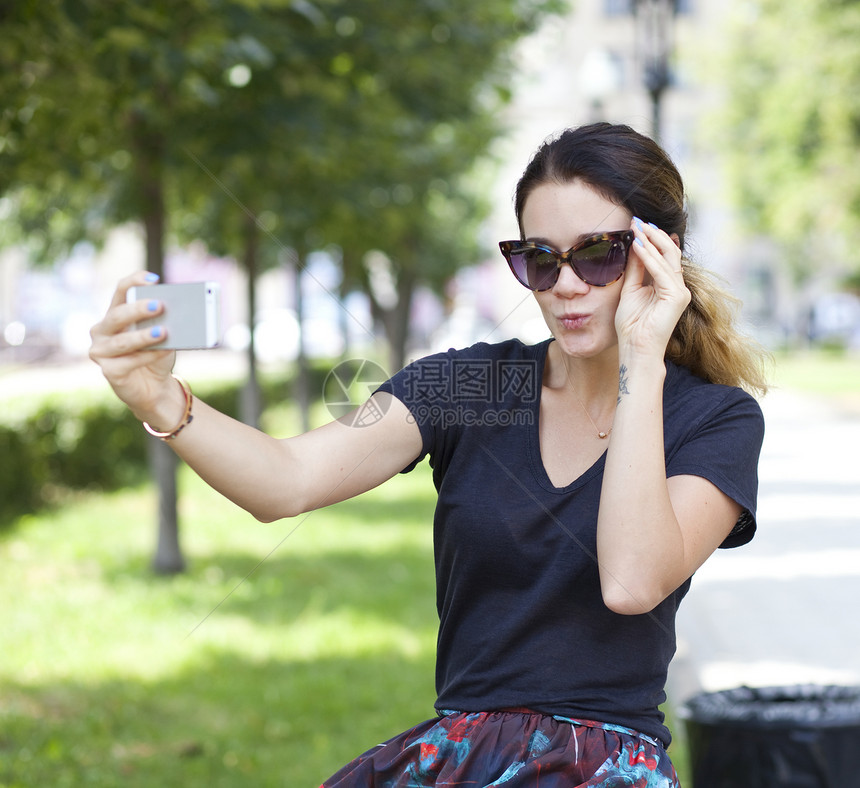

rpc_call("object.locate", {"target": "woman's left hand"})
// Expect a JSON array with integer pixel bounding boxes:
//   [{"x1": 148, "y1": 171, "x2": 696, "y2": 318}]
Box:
[{"x1": 614, "y1": 217, "x2": 691, "y2": 361}]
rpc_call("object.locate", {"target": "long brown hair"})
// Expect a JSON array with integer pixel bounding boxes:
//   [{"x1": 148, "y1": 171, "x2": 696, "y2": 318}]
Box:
[{"x1": 514, "y1": 123, "x2": 769, "y2": 396}]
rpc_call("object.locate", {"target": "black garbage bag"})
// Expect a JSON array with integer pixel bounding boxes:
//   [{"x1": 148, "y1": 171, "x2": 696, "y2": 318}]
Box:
[{"x1": 680, "y1": 684, "x2": 860, "y2": 788}]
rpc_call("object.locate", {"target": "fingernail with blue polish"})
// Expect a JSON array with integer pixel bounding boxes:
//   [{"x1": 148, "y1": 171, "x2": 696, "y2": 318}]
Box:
[
  {"x1": 635, "y1": 237, "x2": 645, "y2": 247},
  {"x1": 634, "y1": 216, "x2": 644, "y2": 230},
  {"x1": 145, "y1": 272, "x2": 160, "y2": 283},
  {"x1": 147, "y1": 300, "x2": 158, "y2": 312},
  {"x1": 648, "y1": 222, "x2": 658, "y2": 229},
  {"x1": 150, "y1": 326, "x2": 162, "y2": 338}
]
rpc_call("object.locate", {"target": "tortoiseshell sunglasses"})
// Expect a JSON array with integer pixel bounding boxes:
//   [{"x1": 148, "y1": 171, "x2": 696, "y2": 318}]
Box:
[{"x1": 499, "y1": 230, "x2": 635, "y2": 291}]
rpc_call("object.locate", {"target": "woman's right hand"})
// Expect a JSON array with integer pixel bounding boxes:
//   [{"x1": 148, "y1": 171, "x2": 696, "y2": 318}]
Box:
[{"x1": 89, "y1": 272, "x2": 180, "y2": 428}]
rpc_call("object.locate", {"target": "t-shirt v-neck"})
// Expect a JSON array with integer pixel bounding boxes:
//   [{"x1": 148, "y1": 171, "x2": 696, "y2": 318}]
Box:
[{"x1": 528, "y1": 338, "x2": 608, "y2": 494}]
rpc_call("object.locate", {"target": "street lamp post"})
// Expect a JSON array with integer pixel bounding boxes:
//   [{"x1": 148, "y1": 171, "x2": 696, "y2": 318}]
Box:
[{"x1": 632, "y1": 0, "x2": 678, "y2": 141}]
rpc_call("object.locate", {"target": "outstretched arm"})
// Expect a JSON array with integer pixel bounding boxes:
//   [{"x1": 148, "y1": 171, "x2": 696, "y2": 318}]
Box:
[{"x1": 89, "y1": 273, "x2": 423, "y2": 522}]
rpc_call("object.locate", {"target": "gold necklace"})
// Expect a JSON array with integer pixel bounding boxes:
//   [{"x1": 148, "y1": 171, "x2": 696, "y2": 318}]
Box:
[{"x1": 562, "y1": 358, "x2": 614, "y2": 439}]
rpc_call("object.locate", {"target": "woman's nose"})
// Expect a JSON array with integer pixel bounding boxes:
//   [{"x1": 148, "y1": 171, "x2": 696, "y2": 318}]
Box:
[{"x1": 552, "y1": 261, "x2": 590, "y2": 295}]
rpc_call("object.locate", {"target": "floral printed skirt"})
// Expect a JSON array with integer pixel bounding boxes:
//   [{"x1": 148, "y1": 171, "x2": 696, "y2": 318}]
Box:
[{"x1": 320, "y1": 708, "x2": 681, "y2": 787}]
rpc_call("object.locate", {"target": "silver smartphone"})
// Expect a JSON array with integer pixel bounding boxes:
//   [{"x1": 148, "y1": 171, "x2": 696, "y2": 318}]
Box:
[{"x1": 127, "y1": 282, "x2": 221, "y2": 350}]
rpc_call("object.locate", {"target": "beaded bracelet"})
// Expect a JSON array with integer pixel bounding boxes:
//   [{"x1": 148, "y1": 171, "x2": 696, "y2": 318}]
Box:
[{"x1": 143, "y1": 375, "x2": 194, "y2": 441}]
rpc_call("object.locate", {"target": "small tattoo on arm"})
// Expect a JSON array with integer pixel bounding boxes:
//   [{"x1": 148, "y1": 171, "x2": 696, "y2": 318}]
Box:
[{"x1": 618, "y1": 364, "x2": 630, "y2": 404}]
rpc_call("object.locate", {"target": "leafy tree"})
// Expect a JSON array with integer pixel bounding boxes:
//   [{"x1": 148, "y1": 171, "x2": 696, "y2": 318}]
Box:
[
  {"x1": 1, "y1": 0, "x2": 565, "y2": 571},
  {"x1": 720, "y1": 0, "x2": 860, "y2": 279},
  {"x1": 169, "y1": 4, "x2": 345, "y2": 429},
  {"x1": 310, "y1": 0, "x2": 563, "y2": 372},
  {"x1": 2, "y1": 0, "x2": 319, "y2": 572},
  {"x1": 177, "y1": 0, "x2": 565, "y2": 377}
]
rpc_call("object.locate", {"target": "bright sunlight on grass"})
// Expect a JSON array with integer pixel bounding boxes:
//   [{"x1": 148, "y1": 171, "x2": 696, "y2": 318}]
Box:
[
  {"x1": 1, "y1": 451, "x2": 438, "y2": 787},
  {"x1": 773, "y1": 349, "x2": 860, "y2": 411}
]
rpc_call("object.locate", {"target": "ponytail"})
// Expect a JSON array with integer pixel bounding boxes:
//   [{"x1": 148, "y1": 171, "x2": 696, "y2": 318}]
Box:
[{"x1": 670, "y1": 261, "x2": 770, "y2": 396}]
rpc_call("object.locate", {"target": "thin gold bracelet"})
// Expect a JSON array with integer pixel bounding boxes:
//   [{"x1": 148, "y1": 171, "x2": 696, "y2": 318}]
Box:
[{"x1": 143, "y1": 375, "x2": 193, "y2": 441}]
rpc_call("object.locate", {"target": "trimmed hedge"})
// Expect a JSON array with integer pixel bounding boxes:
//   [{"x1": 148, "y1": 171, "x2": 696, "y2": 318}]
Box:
[{"x1": 0, "y1": 368, "x2": 330, "y2": 529}]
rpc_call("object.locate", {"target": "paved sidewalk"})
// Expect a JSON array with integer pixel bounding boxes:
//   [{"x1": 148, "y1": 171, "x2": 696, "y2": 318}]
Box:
[{"x1": 668, "y1": 387, "x2": 860, "y2": 704}]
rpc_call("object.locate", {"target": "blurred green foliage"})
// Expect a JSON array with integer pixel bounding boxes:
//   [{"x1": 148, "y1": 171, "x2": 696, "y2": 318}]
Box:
[
  {"x1": 0, "y1": 365, "x2": 333, "y2": 528},
  {"x1": 4, "y1": 397, "x2": 148, "y2": 514},
  {"x1": 0, "y1": 0, "x2": 566, "y2": 372},
  {"x1": 0, "y1": 0, "x2": 568, "y2": 564},
  {"x1": 720, "y1": 0, "x2": 860, "y2": 278}
]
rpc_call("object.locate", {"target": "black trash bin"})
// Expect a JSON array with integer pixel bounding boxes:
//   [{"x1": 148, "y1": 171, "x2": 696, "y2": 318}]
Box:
[{"x1": 681, "y1": 684, "x2": 860, "y2": 788}]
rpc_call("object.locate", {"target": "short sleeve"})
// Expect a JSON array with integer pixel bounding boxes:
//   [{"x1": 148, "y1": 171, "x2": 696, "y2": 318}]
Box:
[
  {"x1": 664, "y1": 382, "x2": 765, "y2": 549},
  {"x1": 375, "y1": 365, "x2": 433, "y2": 473},
  {"x1": 374, "y1": 347, "x2": 466, "y2": 476}
]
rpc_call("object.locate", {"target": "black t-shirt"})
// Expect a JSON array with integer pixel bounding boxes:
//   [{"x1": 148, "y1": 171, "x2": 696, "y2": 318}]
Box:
[{"x1": 376, "y1": 338, "x2": 764, "y2": 745}]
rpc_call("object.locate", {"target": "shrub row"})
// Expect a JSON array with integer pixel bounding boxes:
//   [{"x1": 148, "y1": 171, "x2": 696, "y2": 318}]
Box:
[{"x1": 0, "y1": 368, "x2": 330, "y2": 529}]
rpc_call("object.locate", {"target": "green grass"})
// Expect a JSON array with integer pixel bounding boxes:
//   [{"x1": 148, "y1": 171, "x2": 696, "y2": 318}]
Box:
[
  {"x1": 1, "y1": 451, "x2": 439, "y2": 787},
  {"x1": 772, "y1": 349, "x2": 860, "y2": 409}
]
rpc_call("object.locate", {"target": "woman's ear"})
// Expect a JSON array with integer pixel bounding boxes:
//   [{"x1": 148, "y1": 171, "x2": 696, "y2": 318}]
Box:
[{"x1": 670, "y1": 233, "x2": 681, "y2": 249}]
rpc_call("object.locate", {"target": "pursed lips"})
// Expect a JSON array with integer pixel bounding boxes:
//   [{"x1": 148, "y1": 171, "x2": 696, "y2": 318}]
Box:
[{"x1": 557, "y1": 313, "x2": 591, "y2": 330}]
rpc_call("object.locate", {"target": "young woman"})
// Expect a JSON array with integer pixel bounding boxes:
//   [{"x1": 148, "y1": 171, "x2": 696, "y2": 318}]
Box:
[{"x1": 90, "y1": 122, "x2": 768, "y2": 787}]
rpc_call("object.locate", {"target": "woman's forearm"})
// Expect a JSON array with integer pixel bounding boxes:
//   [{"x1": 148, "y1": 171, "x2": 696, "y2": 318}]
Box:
[
  {"x1": 161, "y1": 397, "x2": 309, "y2": 521},
  {"x1": 135, "y1": 377, "x2": 311, "y2": 521},
  {"x1": 596, "y1": 357, "x2": 683, "y2": 615},
  {"x1": 137, "y1": 384, "x2": 421, "y2": 523}
]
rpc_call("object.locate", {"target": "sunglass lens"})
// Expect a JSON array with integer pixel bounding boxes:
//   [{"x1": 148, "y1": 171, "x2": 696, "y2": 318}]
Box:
[
  {"x1": 573, "y1": 239, "x2": 628, "y2": 286},
  {"x1": 511, "y1": 248, "x2": 557, "y2": 291}
]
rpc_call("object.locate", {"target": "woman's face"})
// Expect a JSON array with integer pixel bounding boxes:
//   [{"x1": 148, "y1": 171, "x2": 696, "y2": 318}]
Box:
[{"x1": 521, "y1": 179, "x2": 632, "y2": 361}]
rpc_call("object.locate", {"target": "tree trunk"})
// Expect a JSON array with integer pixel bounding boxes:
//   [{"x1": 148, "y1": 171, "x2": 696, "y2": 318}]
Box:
[
  {"x1": 384, "y1": 263, "x2": 416, "y2": 374},
  {"x1": 289, "y1": 249, "x2": 311, "y2": 432},
  {"x1": 131, "y1": 111, "x2": 184, "y2": 575},
  {"x1": 337, "y1": 275, "x2": 351, "y2": 360},
  {"x1": 148, "y1": 437, "x2": 182, "y2": 574},
  {"x1": 240, "y1": 213, "x2": 262, "y2": 428}
]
